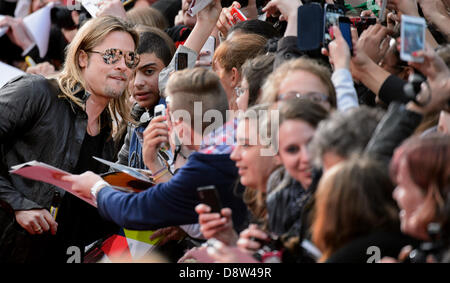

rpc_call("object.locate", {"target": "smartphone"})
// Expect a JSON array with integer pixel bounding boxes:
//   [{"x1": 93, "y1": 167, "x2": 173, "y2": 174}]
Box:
[
  {"x1": 154, "y1": 104, "x2": 165, "y2": 117},
  {"x1": 323, "y1": 4, "x2": 345, "y2": 47},
  {"x1": 175, "y1": 52, "x2": 188, "y2": 71},
  {"x1": 338, "y1": 16, "x2": 353, "y2": 55},
  {"x1": 197, "y1": 185, "x2": 222, "y2": 213},
  {"x1": 297, "y1": 3, "x2": 324, "y2": 52},
  {"x1": 400, "y1": 15, "x2": 426, "y2": 63},
  {"x1": 350, "y1": 17, "x2": 377, "y2": 36},
  {"x1": 154, "y1": 104, "x2": 169, "y2": 151},
  {"x1": 199, "y1": 36, "x2": 216, "y2": 67},
  {"x1": 230, "y1": 7, "x2": 248, "y2": 24}
]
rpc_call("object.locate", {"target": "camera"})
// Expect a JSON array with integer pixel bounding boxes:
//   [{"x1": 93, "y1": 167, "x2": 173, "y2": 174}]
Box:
[
  {"x1": 403, "y1": 72, "x2": 431, "y2": 106},
  {"x1": 251, "y1": 232, "x2": 284, "y2": 263},
  {"x1": 403, "y1": 223, "x2": 444, "y2": 263}
]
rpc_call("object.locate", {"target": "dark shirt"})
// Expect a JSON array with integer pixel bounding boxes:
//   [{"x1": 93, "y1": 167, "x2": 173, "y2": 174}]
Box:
[{"x1": 50, "y1": 132, "x2": 118, "y2": 262}]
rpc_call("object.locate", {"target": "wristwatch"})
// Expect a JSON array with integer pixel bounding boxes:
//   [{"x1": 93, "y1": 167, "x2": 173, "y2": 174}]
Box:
[{"x1": 90, "y1": 180, "x2": 109, "y2": 205}]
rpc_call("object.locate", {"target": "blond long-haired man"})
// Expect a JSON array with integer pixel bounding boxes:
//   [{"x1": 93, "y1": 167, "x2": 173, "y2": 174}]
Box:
[{"x1": 0, "y1": 16, "x2": 138, "y2": 262}]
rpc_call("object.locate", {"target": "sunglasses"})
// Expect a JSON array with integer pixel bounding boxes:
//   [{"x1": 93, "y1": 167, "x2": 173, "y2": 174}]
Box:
[{"x1": 87, "y1": 48, "x2": 140, "y2": 69}]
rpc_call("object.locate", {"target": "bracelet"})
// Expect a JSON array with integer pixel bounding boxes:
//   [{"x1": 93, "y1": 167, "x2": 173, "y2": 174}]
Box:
[
  {"x1": 153, "y1": 169, "x2": 169, "y2": 182},
  {"x1": 90, "y1": 180, "x2": 109, "y2": 205},
  {"x1": 152, "y1": 166, "x2": 167, "y2": 176}
]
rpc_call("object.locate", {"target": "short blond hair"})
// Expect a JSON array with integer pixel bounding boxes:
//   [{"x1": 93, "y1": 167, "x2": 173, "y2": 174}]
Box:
[{"x1": 166, "y1": 68, "x2": 229, "y2": 134}]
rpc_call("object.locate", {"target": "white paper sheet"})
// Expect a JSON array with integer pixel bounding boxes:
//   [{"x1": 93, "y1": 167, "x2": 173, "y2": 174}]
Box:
[
  {"x1": 23, "y1": 2, "x2": 55, "y2": 58},
  {"x1": 0, "y1": 62, "x2": 25, "y2": 89},
  {"x1": 10, "y1": 160, "x2": 97, "y2": 207}
]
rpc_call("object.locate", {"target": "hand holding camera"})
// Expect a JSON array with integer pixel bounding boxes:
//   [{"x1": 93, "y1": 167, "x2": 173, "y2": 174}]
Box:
[{"x1": 405, "y1": 47, "x2": 450, "y2": 114}]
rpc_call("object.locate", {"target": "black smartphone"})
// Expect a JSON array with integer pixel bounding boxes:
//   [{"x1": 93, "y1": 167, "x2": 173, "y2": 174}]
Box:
[
  {"x1": 297, "y1": 3, "x2": 324, "y2": 52},
  {"x1": 350, "y1": 17, "x2": 377, "y2": 36},
  {"x1": 175, "y1": 52, "x2": 188, "y2": 71},
  {"x1": 323, "y1": 3, "x2": 345, "y2": 47},
  {"x1": 197, "y1": 185, "x2": 222, "y2": 213},
  {"x1": 338, "y1": 16, "x2": 353, "y2": 55}
]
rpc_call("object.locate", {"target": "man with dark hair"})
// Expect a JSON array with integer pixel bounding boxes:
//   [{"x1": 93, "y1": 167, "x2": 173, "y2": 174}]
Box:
[{"x1": 116, "y1": 30, "x2": 174, "y2": 169}]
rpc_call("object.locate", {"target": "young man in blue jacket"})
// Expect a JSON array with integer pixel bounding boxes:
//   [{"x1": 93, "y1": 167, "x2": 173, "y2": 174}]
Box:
[{"x1": 63, "y1": 67, "x2": 248, "y2": 234}]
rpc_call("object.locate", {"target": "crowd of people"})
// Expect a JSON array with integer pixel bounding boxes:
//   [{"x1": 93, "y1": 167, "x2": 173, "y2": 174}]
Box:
[{"x1": 0, "y1": 0, "x2": 449, "y2": 263}]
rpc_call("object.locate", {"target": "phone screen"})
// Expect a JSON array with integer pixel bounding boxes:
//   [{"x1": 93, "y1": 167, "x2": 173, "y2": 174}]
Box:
[
  {"x1": 324, "y1": 5, "x2": 344, "y2": 46},
  {"x1": 175, "y1": 53, "x2": 188, "y2": 71},
  {"x1": 339, "y1": 18, "x2": 353, "y2": 54}
]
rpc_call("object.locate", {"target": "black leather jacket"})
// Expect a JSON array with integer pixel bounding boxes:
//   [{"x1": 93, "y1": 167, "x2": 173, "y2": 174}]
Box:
[{"x1": 0, "y1": 74, "x2": 115, "y2": 212}]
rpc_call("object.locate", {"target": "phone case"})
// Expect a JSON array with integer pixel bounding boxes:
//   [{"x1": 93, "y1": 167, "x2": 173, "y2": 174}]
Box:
[
  {"x1": 297, "y1": 3, "x2": 324, "y2": 51},
  {"x1": 197, "y1": 185, "x2": 222, "y2": 213}
]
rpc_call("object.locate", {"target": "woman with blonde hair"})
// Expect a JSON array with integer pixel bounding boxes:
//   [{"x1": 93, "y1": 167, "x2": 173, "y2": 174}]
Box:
[{"x1": 195, "y1": 104, "x2": 281, "y2": 246}]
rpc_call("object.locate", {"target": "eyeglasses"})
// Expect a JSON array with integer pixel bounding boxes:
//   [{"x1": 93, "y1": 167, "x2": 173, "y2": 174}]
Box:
[
  {"x1": 278, "y1": 91, "x2": 330, "y2": 104},
  {"x1": 234, "y1": 86, "x2": 248, "y2": 97},
  {"x1": 87, "y1": 48, "x2": 140, "y2": 69}
]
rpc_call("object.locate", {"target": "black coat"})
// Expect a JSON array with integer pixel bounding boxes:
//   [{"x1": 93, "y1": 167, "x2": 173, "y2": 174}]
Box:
[
  {"x1": 0, "y1": 74, "x2": 117, "y2": 262},
  {"x1": 326, "y1": 229, "x2": 418, "y2": 263}
]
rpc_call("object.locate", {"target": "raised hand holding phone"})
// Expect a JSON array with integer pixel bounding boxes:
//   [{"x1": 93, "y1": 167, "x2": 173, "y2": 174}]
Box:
[
  {"x1": 400, "y1": 15, "x2": 426, "y2": 63},
  {"x1": 323, "y1": 3, "x2": 345, "y2": 47},
  {"x1": 142, "y1": 111, "x2": 170, "y2": 173}
]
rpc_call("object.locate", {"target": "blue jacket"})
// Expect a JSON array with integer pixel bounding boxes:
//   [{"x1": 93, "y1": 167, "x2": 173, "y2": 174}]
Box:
[{"x1": 97, "y1": 152, "x2": 248, "y2": 231}]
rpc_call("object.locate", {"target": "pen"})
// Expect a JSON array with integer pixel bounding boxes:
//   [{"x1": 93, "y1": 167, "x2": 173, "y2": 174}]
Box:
[
  {"x1": 25, "y1": 56, "x2": 36, "y2": 67},
  {"x1": 50, "y1": 191, "x2": 61, "y2": 219}
]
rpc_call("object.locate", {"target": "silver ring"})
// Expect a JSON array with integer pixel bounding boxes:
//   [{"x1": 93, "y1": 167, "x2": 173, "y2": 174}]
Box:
[{"x1": 35, "y1": 227, "x2": 43, "y2": 233}]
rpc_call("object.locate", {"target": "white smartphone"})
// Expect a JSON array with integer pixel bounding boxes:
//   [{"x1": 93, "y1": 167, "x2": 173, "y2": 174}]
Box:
[
  {"x1": 400, "y1": 15, "x2": 426, "y2": 63},
  {"x1": 154, "y1": 104, "x2": 169, "y2": 151},
  {"x1": 199, "y1": 36, "x2": 216, "y2": 68},
  {"x1": 154, "y1": 104, "x2": 166, "y2": 117}
]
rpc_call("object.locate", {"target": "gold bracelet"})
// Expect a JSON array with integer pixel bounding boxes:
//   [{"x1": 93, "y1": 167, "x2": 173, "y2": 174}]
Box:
[{"x1": 153, "y1": 169, "x2": 169, "y2": 182}]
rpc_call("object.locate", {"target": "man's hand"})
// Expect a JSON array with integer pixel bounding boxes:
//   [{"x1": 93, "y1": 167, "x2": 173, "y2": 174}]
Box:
[
  {"x1": 350, "y1": 27, "x2": 376, "y2": 81},
  {"x1": 197, "y1": 0, "x2": 222, "y2": 26},
  {"x1": 195, "y1": 204, "x2": 238, "y2": 246},
  {"x1": 406, "y1": 47, "x2": 450, "y2": 115},
  {"x1": 96, "y1": 0, "x2": 127, "y2": 20},
  {"x1": 60, "y1": 171, "x2": 103, "y2": 199},
  {"x1": 0, "y1": 16, "x2": 34, "y2": 51},
  {"x1": 15, "y1": 209, "x2": 58, "y2": 235},
  {"x1": 26, "y1": 62, "x2": 56, "y2": 77},
  {"x1": 262, "y1": 0, "x2": 302, "y2": 22},
  {"x1": 149, "y1": 226, "x2": 187, "y2": 245},
  {"x1": 142, "y1": 115, "x2": 169, "y2": 172},
  {"x1": 357, "y1": 24, "x2": 391, "y2": 64}
]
